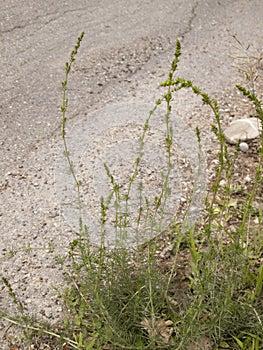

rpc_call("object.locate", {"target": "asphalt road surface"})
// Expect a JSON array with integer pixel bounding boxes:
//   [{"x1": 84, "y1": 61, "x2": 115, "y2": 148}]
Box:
[
  {"x1": 1, "y1": 0, "x2": 262, "y2": 167},
  {"x1": 0, "y1": 0, "x2": 262, "y2": 329}
]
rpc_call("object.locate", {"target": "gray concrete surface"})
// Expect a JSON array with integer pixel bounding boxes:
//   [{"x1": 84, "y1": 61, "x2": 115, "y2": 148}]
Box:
[{"x1": 0, "y1": 0, "x2": 263, "y2": 330}]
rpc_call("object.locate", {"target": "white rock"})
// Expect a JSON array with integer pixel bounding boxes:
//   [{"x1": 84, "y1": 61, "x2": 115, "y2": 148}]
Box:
[
  {"x1": 239, "y1": 142, "x2": 249, "y2": 152},
  {"x1": 244, "y1": 174, "x2": 252, "y2": 182},
  {"x1": 224, "y1": 117, "x2": 262, "y2": 145}
]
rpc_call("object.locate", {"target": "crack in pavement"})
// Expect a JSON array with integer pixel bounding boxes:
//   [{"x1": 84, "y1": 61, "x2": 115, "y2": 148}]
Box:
[
  {"x1": 178, "y1": 1, "x2": 199, "y2": 39},
  {"x1": 0, "y1": 5, "x2": 95, "y2": 35}
]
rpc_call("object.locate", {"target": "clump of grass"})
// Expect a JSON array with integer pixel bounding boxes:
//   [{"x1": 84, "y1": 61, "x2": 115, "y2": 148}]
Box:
[
  {"x1": 1, "y1": 33, "x2": 263, "y2": 349},
  {"x1": 230, "y1": 35, "x2": 263, "y2": 95},
  {"x1": 57, "y1": 34, "x2": 263, "y2": 349}
]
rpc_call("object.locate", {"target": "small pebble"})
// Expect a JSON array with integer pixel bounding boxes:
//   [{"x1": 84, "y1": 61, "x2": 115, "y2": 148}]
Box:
[{"x1": 239, "y1": 142, "x2": 249, "y2": 152}]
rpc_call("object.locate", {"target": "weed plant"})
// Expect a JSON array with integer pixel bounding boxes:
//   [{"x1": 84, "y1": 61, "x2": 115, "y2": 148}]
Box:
[{"x1": 1, "y1": 33, "x2": 263, "y2": 349}]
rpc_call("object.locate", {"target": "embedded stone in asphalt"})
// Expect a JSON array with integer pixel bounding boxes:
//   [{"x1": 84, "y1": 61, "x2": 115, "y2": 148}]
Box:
[{"x1": 224, "y1": 117, "x2": 262, "y2": 145}]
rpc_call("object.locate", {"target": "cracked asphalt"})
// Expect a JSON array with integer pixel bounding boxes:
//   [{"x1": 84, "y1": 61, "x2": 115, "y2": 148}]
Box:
[{"x1": 0, "y1": 0, "x2": 263, "y2": 335}]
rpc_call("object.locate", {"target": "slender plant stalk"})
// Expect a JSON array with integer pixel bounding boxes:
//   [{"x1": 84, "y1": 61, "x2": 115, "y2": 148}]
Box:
[{"x1": 61, "y1": 32, "x2": 85, "y2": 234}]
